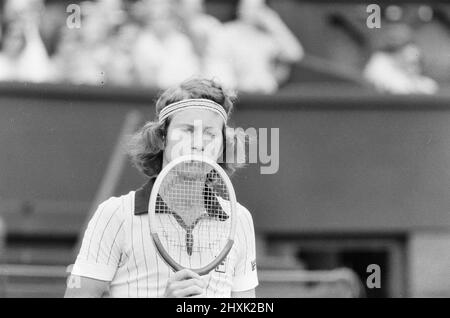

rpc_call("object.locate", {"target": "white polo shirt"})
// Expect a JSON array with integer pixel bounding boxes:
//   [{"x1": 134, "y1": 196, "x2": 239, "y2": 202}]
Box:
[{"x1": 71, "y1": 178, "x2": 258, "y2": 298}]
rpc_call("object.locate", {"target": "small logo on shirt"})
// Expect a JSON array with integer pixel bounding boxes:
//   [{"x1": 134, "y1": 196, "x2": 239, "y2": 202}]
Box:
[
  {"x1": 251, "y1": 260, "x2": 257, "y2": 271},
  {"x1": 215, "y1": 258, "x2": 227, "y2": 273}
]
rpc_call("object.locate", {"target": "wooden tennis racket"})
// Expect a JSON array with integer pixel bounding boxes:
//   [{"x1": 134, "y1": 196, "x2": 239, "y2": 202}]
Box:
[{"x1": 148, "y1": 155, "x2": 237, "y2": 275}]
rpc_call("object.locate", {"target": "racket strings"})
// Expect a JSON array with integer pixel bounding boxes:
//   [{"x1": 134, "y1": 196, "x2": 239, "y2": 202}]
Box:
[{"x1": 154, "y1": 160, "x2": 231, "y2": 266}]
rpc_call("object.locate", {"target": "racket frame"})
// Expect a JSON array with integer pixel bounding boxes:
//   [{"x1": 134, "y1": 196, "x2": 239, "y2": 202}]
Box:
[{"x1": 148, "y1": 154, "x2": 237, "y2": 275}]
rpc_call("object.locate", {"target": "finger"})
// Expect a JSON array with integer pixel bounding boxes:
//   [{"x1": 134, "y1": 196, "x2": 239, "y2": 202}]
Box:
[
  {"x1": 173, "y1": 269, "x2": 201, "y2": 281},
  {"x1": 177, "y1": 285, "x2": 204, "y2": 298},
  {"x1": 189, "y1": 292, "x2": 206, "y2": 298},
  {"x1": 170, "y1": 278, "x2": 205, "y2": 290}
]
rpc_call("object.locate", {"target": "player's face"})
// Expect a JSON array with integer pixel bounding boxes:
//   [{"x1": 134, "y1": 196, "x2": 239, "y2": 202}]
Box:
[{"x1": 162, "y1": 108, "x2": 224, "y2": 167}]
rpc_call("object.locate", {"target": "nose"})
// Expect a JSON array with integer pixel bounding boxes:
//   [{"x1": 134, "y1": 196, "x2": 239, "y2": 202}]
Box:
[{"x1": 191, "y1": 129, "x2": 205, "y2": 151}]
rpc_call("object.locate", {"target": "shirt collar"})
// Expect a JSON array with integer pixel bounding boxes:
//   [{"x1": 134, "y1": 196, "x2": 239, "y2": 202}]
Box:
[
  {"x1": 134, "y1": 177, "x2": 156, "y2": 215},
  {"x1": 134, "y1": 177, "x2": 229, "y2": 220}
]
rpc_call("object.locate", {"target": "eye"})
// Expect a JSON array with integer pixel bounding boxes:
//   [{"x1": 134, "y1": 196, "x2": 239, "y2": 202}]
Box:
[{"x1": 205, "y1": 130, "x2": 218, "y2": 138}]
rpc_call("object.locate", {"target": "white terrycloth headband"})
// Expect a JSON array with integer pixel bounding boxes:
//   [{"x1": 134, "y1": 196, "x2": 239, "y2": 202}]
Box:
[{"x1": 158, "y1": 99, "x2": 228, "y2": 124}]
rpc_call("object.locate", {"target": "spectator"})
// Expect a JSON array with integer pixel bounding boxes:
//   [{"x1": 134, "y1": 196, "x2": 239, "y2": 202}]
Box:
[
  {"x1": 131, "y1": 0, "x2": 201, "y2": 89},
  {"x1": 364, "y1": 23, "x2": 438, "y2": 94},
  {"x1": 39, "y1": 2, "x2": 67, "y2": 58},
  {"x1": 52, "y1": 1, "x2": 122, "y2": 85},
  {"x1": 98, "y1": 0, "x2": 139, "y2": 86},
  {"x1": 205, "y1": 0, "x2": 304, "y2": 93},
  {"x1": 104, "y1": 22, "x2": 141, "y2": 86},
  {"x1": 177, "y1": 0, "x2": 223, "y2": 69},
  {"x1": 0, "y1": 0, "x2": 54, "y2": 82}
]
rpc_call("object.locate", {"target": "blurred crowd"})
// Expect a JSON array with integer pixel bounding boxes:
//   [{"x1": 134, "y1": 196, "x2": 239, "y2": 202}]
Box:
[
  {"x1": 0, "y1": 0, "x2": 303, "y2": 94},
  {"x1": 362, "y1": 6, "x2": 441, "y2": 94},
  {"x1": 0, "y1": 0, "x2": 446, "y2": 94}
]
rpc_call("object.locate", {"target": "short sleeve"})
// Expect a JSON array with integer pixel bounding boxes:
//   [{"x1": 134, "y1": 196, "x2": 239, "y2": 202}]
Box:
[
  {"x1": 231, "y1": 205, "x2": 259, "y2": 292},
  {"x1": 71, "y1": 197, "x2": 125, "y2": 281}
]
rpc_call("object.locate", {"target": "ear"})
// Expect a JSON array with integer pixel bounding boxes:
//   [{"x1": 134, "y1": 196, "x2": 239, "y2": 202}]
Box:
[{"x1": 161, "y1": 135, "x2": 167, "y2": 150}]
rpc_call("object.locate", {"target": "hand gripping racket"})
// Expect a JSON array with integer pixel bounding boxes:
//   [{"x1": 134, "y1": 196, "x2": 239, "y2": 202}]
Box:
[{"x1": 148, "y1": 154, "x2": 237, "y2": 275}]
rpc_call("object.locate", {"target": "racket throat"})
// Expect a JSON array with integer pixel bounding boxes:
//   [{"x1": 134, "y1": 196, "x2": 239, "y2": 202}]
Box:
[
  {"x1": 185, "y1": 229, "x2": 194, "y2": 256},
  {"x1": 172, "y1": 212, "x2": 206, "y2": 257}
]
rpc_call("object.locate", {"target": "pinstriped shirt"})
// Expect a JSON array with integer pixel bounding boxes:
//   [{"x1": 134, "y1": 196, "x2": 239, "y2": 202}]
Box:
[{"x1": 71, "y1": 178, "x2": 258, "y2": 297}]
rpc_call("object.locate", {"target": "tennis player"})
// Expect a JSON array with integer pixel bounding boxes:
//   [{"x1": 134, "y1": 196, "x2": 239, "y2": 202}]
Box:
[{"x1": 65, "y1": 78, "x2": 258, "y2": 298}]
